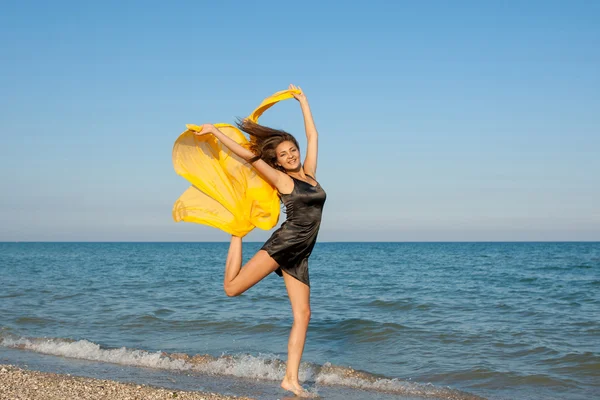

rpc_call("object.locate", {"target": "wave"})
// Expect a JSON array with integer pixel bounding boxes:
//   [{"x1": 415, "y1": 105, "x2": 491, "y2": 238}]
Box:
[
  {"x1": 13, "y1": 317, "x2": 57, "y2": 325},
  {"x1": 366, "y1": 299, "x2": 433, "y2": 311},
  {"x1": 0, "y1": 333, "x2": 484, "y2": 399}
]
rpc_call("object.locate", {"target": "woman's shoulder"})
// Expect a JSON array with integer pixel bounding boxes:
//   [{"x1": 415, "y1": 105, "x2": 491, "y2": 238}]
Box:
[{"x1": 277, "y1": 173, "x2": 295, "y2": 195}]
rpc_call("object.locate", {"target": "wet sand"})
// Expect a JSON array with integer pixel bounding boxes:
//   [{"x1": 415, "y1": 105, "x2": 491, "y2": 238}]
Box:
[{"x1": 0, "y1": 364, "x2": 253, "y2": 400}]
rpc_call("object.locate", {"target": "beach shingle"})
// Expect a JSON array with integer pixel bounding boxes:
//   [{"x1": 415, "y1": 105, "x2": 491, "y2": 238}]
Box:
[{"x1": 0, "y1": 364, "x2": 253, "y2": 400}]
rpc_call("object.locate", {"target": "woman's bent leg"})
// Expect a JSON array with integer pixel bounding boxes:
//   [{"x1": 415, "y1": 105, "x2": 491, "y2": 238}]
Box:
[
  {"x1": 281, "y1": 270, "x2": 311, "y2": 396},
  {"x1": 224, "y1": 236, "x2": 243, "y2": 285},
  {"x1": 223, "y1": 236, "x2": 280, "y2": 297}
]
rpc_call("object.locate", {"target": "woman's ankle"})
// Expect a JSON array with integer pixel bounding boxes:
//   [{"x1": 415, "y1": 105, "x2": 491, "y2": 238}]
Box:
[{"x1": 283, "y1": 374, "x2": 299, "y2": 383}]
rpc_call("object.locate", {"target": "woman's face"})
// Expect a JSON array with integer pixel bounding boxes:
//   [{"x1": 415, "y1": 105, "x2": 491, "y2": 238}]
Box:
[{"x1": 275, "y1": 140, "x2": 301, "y2": 171}]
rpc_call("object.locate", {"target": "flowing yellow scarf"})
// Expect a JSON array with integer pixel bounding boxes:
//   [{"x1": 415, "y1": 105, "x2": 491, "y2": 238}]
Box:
[{"x1": 172, "y1": 89, "x2": 300, "y2": 236}]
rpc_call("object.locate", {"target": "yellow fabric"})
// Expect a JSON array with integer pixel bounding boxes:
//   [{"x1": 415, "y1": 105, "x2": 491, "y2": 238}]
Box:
[
  {"x1": 247, "y1": 89, "x2": 299, "y2": 123},
  {"x1": 172, "y1": 89, "x2": 301, "y2": 236}
]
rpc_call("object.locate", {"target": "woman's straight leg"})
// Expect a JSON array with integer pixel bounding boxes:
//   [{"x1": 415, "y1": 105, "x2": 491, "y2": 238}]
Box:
[{"x1": 280, "y1": 270, "x2": 311, "y2": 396}]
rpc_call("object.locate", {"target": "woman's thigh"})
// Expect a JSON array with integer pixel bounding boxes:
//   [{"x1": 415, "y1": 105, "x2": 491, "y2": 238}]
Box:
[{"x1": 229, "y1": 250, "x2": 280, "y2": 295}]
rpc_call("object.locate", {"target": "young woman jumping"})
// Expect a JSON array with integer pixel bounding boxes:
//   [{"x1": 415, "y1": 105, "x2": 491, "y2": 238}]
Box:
[{"x1": 194, "y1": 84, "x2": 326, "y2": 397}]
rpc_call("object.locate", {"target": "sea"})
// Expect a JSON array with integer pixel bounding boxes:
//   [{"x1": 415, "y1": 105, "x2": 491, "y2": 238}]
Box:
[{"x1": 0, "y1": 242, "x2": 598, "y2": 400}]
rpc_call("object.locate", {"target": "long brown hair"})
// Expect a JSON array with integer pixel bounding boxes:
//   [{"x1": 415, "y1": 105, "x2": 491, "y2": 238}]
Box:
[{"x1": 236, "y1": 118, "x2": 300, "y2": 172}]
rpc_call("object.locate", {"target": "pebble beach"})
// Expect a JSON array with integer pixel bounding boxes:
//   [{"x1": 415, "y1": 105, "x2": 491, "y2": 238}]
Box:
[{"x1": 0, "y1": 364, "x2": 252, "y2": 400}]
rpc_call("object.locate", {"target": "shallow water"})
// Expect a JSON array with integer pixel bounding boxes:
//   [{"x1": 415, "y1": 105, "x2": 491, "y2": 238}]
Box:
[{"x1": 1, "y1": 242, "x2": 599, "y2": 399}]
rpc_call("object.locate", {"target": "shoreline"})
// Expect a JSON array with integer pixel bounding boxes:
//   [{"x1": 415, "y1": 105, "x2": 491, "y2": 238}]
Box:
[{"x1": 0, "y1": 364, "x2": 254, "y2": 400}]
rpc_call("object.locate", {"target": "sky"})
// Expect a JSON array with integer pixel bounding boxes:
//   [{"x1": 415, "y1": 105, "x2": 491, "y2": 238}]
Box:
[{"x1": 0, "y1": 1, "x2": 598, "y2": 242}]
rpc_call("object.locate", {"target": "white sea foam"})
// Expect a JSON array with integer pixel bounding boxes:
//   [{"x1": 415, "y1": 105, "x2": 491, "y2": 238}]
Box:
[
  {"x1": 317, "y1": 369, "x2": 452, "y2": 397},
  {"x1": 0, "y1": 334, "x2": 480, "y2": 398},
  {"x1": 0, "y1": 335, "x2": 190, "y2": 370}
]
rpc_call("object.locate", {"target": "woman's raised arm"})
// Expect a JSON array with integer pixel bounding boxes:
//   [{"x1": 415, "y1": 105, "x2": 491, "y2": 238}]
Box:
[
  {"x1": 289, "y1": 84, "x2": 318, "y2": 178},
  {"x1": 195, "y1": 124, "x2": 287, "y2": 190}
]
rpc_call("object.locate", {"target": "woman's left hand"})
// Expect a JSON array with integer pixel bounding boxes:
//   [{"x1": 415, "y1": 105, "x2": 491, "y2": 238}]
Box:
[{"x1": 289, "y1": 84, "x2": 307, "y2": 103}]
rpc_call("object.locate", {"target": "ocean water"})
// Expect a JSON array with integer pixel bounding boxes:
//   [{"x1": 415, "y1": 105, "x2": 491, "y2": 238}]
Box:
[{"x1": 0, "y1": 242, "x2": 598, "y2": 400}]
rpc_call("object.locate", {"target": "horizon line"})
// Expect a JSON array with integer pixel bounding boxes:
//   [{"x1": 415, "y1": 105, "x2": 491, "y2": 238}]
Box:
[{"x1": 1, "y1": 241, "x2": 599, "y2": 244}]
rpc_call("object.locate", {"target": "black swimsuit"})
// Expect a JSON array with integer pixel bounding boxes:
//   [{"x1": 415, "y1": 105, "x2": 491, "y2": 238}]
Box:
[{"x1": 261, "y1": 175, "x2": 327, "y2": 286}]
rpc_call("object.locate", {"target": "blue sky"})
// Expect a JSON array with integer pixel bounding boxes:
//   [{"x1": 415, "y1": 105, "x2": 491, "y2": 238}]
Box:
[{"x1": 1, "y1": 1, "x2": 598, "y2": 241}]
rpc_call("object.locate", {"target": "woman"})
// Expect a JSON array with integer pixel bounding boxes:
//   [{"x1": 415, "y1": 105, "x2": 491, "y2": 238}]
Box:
[{"x1": 195, "y1": 84, "x2": 326, "y2": 397}]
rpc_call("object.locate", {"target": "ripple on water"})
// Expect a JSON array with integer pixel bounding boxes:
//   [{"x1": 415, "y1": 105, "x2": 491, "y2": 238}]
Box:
[
  {"x1": 52, "y1": 293, "x2": 84, "y2": 300},
  {"x1": 310, "y1": 318, "x2": 410, "y2": 344},
  {"x1": 152, "y1": 308, "x2": 175, "y2": 316},
  {"x1": 14, "y1": 317, "x2": 56, "y2": 325},
  {"x1": 545, "y1": 352, "x2": 600, "y2": 377},
  {"x1": 0, "y1": 293, "x2": 23, "y2": 299},
  {"x1": 428, "y1": 367, "x2": 580, "y2": 389},
  {"x1": 366, "y1": 299, "x2": 416, "y2": 311}
]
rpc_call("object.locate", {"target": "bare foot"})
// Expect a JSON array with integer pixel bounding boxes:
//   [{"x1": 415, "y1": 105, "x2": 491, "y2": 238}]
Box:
[{"x1": 281, "y1": 377, "x2": 312, "y2": 397}]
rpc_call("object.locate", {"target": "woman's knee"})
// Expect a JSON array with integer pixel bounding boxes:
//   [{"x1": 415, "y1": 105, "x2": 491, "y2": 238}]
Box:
[
  {"x1": 223, "y1": 282, "x2": 242, "y2": 297},
  {"x1": 293, "y1": 306, "x2": 311, "y2": 325}
]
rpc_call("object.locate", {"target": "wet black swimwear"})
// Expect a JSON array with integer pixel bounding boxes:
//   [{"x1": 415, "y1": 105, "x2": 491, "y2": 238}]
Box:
[{"x1": 261, "y1": 175, "x2": 326, "y2": 286}]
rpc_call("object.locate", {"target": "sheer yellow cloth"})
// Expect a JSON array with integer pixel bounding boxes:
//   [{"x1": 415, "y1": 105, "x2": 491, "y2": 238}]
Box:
[{"x1": 172, "y1": 89, "x2": 300, "y2": 236}]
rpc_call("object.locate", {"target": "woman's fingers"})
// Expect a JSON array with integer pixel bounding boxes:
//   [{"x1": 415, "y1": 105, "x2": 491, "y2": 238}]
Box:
[
  {"x1": 194, "y1": 124, "x2": 214, "y2": 135},
  {"x1": 289, "y1": 84, "x2": 306, "y2": 102},
  {"x1": 289, "y1": 84, "x2": 303, "y2": 97}
]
